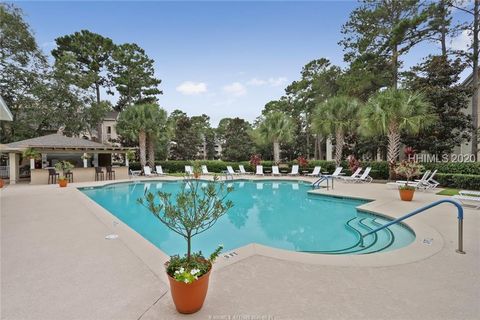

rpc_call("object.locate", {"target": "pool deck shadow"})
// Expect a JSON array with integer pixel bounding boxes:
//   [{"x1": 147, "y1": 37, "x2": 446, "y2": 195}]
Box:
[{"x1": 1, "y1": 175, "x2": 479, "y2": 320}]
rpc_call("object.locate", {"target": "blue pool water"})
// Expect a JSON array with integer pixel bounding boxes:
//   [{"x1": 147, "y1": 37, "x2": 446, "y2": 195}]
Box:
[{"x1": 80, "y1": 180, "x2": 415, "y2": 256}]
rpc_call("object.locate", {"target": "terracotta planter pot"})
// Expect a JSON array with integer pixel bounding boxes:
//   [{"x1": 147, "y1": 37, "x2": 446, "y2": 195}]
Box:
[
  {"x1": 58, "y1": 179, "x2": 68, "y2": 188},
  {"x1": 168, "y1": 268, "x2": 211, "y2": 314},
  {"x1": 0, "y1": 179, "x2": 4, "y2": 188},
  {"x1": 194, "y1": 173, "x2": 200, "y2": 179},
  {"x1": 399, "y1": 188, "x2": 415, "y2": 201}
]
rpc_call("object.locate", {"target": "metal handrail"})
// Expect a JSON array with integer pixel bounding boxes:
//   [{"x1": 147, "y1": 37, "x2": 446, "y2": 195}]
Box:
[{"x1": 361, "y1": 199, "x2": 465, "y2": 254}]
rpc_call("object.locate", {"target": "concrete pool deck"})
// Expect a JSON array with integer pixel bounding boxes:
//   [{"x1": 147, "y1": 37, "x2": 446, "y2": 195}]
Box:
[{"x1": 1, "y1": 176, "x2": 479, "y2": 320}]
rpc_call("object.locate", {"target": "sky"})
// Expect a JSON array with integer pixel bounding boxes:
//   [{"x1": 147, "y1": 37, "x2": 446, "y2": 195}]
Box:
[{"x1": 15, "y1": 1, "x2": 472, "y2": 126}]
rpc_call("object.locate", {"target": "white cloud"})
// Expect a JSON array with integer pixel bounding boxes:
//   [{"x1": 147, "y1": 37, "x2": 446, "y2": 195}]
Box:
[
  {"x1": 451, "y1": 30, "x2": 472, "y2": 51},
  {"x1": 176, "y1": 81, "x2": 207, "y2": 95},
  {"x1": 41, "y1": 41, "x2": 56, "y2": 49},
  {"x1": 247, "y1": 78, "x2": 268, "y2": 86},
  {"x1": 223, "y1": 82, "x2": 246, "y2": 96},
  {"x1": 246, "y1": 77, "x2": 288, "y2": 87}
]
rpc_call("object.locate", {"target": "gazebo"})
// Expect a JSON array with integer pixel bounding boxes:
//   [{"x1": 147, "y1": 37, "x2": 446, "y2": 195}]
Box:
[{"x1": 0, "y1": 133, "x2": 133, "y2": 184}]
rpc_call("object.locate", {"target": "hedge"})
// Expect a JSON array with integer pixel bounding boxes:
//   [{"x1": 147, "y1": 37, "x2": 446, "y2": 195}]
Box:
[
  {"x1": 435, "y1": 173, "x2": 480, "y2": 190},
  {"x1": 129, "y1": 160, "x2": 480, "y2": 189}
]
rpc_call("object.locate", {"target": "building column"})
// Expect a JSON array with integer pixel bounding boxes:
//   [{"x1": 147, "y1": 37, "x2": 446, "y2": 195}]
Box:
[
  {"x1": 326, "y1": 138, "x2": 333, "y2": 161},
  {"x1": 125, "y1": 152, "x2": 129, "y2": 167},
  {"x1": 93, "y1": 153, "x2": 99, "y2": 167},
  {"x1": 8, "y1": 152, "x2": 19, "y2": 184}
]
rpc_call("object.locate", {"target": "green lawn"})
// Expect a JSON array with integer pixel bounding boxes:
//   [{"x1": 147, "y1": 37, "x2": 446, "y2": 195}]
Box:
[{"x1": 436, "y1": 188, "x2": 460, "y2": 196}]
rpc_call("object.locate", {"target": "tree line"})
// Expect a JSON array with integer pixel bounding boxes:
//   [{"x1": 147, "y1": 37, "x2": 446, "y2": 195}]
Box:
[{"x1": 1, "y1": 1, "x2": 479, "y2": 175}]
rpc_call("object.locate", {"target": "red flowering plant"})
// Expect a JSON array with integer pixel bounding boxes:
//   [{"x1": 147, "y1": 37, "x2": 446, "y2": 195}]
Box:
[
  {"x1": 249, "y1": 154, "x2": 262, "y2": 167},
  {"x1": 296, "y1": 156, "x2": 309, "y2": 169},
  {"x1": 404, "y1": 147, "x2": 416, "y2": 162},
  {"x1": 347, "y1": 155, "x2": 360, "y2": 173}
]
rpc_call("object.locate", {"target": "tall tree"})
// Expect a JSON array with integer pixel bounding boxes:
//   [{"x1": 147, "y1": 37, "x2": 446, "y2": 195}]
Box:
[
  {"x1": 0, "y1": 4, "x2": 47, "y2": 142},
  {"x1": 191, "y1": 114, "x2": 211, "y2": 160},
  {"x1": 169, "y1": 114, "x2": 202, "y2": 160},
  {"x1": 312, "y1": 96, "x2": 361, "y2": 166},
  {"x1": 341, "y1": 0, "x2": 430, "y2": 89},
  {"x1": 110, "y1": 43, "x2": 162, "y2": 111},
  {"x1": 116, "y1": 103, "x2": 167, "y2": 168},
  {"x1": 403, "y1": 56, "x2": 471, "y2": 155},
  {"x1": 221, "y1": 118, "x2": 254, "y2": 161},
  {"x1": 284, "y1": 58, "x2": 341, "y2": 158},
  {"x1": 52, "y1": 30, "x2": 115, "y2": 104},
  {"x1": 451, "y1": 0, "x2": 480, "y2": 160},
  {"x1": 361, "y1": 89, "x2": 436, "y2": 179},
  {"x1": 256, "y1": 111, "x2": 295, "y2": 162},
  {"x1": 52, "y1": 30, "x2": 115, "y2": 142}
]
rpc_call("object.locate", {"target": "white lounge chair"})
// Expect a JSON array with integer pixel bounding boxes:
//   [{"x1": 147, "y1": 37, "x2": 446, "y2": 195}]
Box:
[
  {"x1": 272, "y1": 166, "x2": 281, "y2": 176},
  {"x1": 239, "y1": 165, "x2": 252, "y2": 175},
  {"x1": 226, "y1": 166, "x2": 238, "y2": 175},
  {"x1": 130, "y1": 169, "x2": 141, "y2": 176},
  {"x1": 143, "y1": 166, "x2": 155, "y2": 177},
  {"x1": 155, "y1": 165, "x2": 166, "y2": 176},
  {"x1": 185, "y1": 165, "x2": 193, "y2": 175},
  {"x1": 288, "y1": 165, "x2": 299, "y2": 176},
  {"x1": 201, "y1": 165, "x2": 210, "y2": 175},
  {"x1": 339, "y1": 167, "x2": 362, "y2": 182},
  {"x1": 256, "y1": 165, "x2": 264, "y2": 176},
  {"x1": 387, "y1": 170, "x2": 431, "y2": 190},
  {"x1": 350, "y1": 167, "x2": 373, "y2": 183},
  {"x1": 306, "y1": 166, "x2": 321, "y2": 177},
  {"x1": 327, "y1": 167, "x2": 343, "y2": 178},
  {"x1": 421, "y1": 170, "x2": 439, "y2": 190},
  {"x1": 453, "y1": 191, "x2": 480, "y2": 209}
]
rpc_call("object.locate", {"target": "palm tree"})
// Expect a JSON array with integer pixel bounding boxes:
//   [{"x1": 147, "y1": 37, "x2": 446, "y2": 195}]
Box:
[
  {"x1": 361, "y1": 89, "x2": 436, "y2": 179},
  {"x1": 116, "y1": 103, "x2": 167, "y2": 168},
  {"x1": 257, "y1": 111, "x2": 294, "y2": 162},
  {"x1": 311, "y1": 96, "x2": 361, "y2": 167}
]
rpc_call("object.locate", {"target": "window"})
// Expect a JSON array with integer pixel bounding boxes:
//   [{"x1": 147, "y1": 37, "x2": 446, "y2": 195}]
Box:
[{"x1": 107, "y1": 126, "x2": 112, "y2": 134}]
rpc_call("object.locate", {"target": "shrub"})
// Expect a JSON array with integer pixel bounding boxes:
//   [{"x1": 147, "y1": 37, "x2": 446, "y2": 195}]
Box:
[{"x1": 435, "y1": 173, "x2": 480, "y2": 190}]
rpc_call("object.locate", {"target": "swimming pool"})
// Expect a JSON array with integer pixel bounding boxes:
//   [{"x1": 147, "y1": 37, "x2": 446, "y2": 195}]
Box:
[{"x1": 80, "y1": 180, "x2": 415, "y2": 256}]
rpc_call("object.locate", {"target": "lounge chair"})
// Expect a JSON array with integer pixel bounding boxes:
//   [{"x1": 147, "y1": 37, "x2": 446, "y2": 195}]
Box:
[
  {"x1": 327, "y1": 167, "x2": 343, "y2": 178},
  {"x1": 155, "y1": 165, "x2": 166, "y2": 176},
  {"x1": 349, "y1": 167, "x2": 373, "y2": 183},
  {"x1": 185, "y1": 165, "x2": 193, "y2": 175},
  {"x1": 288, "y1": 165, "x2": 299, "y2": 176},
  {"x1": 130, "y1": 169, "x2": 141, "y2": 177},
  {"x1": 256, "y1": 165, "x2": 264, "y2": 176},
  {"x1": 143, "y1": 166, "x2": 155, "y2": 177},
  {"x1": 306, "y1": 166, "x2": 321, "y2": 177},
  {"x1": 239, "y1": 165, "x2": 252, "y2": 175},
  {"x1": 226, "y1": 166, "x2": 238, "y2": 175},
  {"x1": 272, "y1": 166, "x2": 281, "y2": 176},
  {"x1": 421, "y1": 170, "x2": 439, "y2": 190},
  {"x1": 453, "y1": 191, "x2": 480, "y2": 209},
  {"x1": 201, "y1": 165, "x2": 211, "y2": 175},
  {"x1": 339, "y1": 167, "x2": 362, "y2": 182},
  {"x1": 390, "y1": 170, "x2": 438, "y2": 190}
]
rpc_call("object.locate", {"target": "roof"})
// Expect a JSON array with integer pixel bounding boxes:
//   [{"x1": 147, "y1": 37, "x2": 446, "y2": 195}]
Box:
[
  {"x1": 104, "y1": 110, "x2": 119, "y2": 120},
  {"x1": 0, "y1": 96, "x2": 13, "y2": 121},
  {"x1": 462, "y1": 70, "x2": 480, "y2": 87},
  {"x1": 1, "y1": 133, "x2": 131, "y2": 152}
]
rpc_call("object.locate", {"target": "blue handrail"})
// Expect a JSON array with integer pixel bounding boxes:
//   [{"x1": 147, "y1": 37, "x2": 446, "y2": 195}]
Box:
[{"x1": 361, "y1": 199, "x2": 465, "y2": 254}]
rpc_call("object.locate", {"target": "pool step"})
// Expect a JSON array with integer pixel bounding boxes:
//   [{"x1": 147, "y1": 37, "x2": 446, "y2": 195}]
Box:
[{"x1": 304, "y1": 216, "x2": 398, "y2": 255}]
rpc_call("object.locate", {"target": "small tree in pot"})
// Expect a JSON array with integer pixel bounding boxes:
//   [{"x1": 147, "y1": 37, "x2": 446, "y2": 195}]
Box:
[
  {"x1": 54, "y1": 161, "x2": 74, "y2": 187},
  {"x1": 23, "y1": 147, "x2": 41, "y2": 170},
  {"x1": 394, "y1": 161, "x2": 423, "y2": 201},
  {"x1": 137, "y1": 175, "x2": 234, "y2": 314}
]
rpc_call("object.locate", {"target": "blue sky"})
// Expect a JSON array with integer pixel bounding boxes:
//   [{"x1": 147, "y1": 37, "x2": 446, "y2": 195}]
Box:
[{"x1": 16, "y1": 1, "x2": 471, "y2": 126}]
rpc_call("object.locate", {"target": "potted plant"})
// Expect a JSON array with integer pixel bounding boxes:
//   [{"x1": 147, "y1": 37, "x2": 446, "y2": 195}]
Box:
[
  {"x1": 394, "y1": 161, "x2": 423, "y2": 201},
  {"x1": 137, "y1": 175, "x2": 234, "y2": 314},
  {"x1": 192, "y1": 162, "x2": 201, "y2": 179},
  {"x1": 23, "y1": 147, "x2": 41, "y2": 170},
  {"x1": 54, "y1": 161, "x2": 74, "y2": 187},
  {"x1": 81, "y1": 153, "x2": 91, "y2": 168}
]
